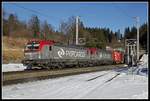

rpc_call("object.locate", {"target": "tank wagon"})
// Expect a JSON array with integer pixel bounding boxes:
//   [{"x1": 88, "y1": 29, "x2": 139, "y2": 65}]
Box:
[{"x1": 22, "y1": 39, "x2": 124, "y2": 69}]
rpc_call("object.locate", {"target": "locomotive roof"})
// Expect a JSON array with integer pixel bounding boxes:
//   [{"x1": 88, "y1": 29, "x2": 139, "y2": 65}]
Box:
[
  {"x1": 54, "y1": 44, "x2": 87, "y2": 50},
  {"x1": 53, "y1": 44, "x2": 111, "y2": 51},
  {"x1": 27, "y1": 39, "x2": 55, "y2": 44},
  {"x1": 26, "y1": 39, "x2": 115, "y2": 52}
]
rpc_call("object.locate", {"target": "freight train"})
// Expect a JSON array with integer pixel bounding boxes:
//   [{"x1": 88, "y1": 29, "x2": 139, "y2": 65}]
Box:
[{"x1": 22, "y1": 39, "x2": 124, "y2": 69}]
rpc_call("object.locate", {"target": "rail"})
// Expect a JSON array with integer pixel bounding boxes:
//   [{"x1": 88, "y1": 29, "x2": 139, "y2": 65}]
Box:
[{"x1": 2, "y1": 64, "x2": 126, "y2": 86}]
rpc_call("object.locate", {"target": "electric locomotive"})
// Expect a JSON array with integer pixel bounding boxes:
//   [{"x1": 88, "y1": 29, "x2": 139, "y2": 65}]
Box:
[{"x1": 22, "y1": 39, "x2": 123, "y2": 69}]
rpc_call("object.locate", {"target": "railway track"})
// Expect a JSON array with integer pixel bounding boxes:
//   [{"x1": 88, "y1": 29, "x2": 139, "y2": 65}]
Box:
[{"x1": 2, "y1": 64, "x2": 127, "y2": 86}]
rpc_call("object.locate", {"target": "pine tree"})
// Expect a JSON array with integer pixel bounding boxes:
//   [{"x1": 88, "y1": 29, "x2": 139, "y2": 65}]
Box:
[{"x1": 28, "y1": 15, "x2": 40, "y2": 38}]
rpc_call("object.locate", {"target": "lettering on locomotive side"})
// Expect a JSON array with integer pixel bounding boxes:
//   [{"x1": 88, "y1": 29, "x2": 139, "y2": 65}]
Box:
[
  {"x1": 58, "y1": 48, "x2": 86, "y2": 58},
  {"x1": 58, "y1": 48, "x2": 65, "y2": 58}
]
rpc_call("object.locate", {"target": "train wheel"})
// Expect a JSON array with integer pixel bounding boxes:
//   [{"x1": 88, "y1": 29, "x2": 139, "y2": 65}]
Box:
[
  {"x1": 78, "y1": 64, "x2": 82, "y2": 68},
  {"x1": 26, "y1": 64, "x2": 32, "y2": 70},
  {"x1": 47, "y1": 67, "x2": 51, "y2": 70},
  {"x1": 75, "y1": 64, "x2": 79, "y2": 68},
  {"x1": 58, "y1": 64, "x2": 63, "y2": 69}
]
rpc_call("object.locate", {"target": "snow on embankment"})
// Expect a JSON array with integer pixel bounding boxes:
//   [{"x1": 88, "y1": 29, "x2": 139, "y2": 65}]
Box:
[
  {"x1": 129, "y1": 54, "x2": 148, "y2": 76},
  {"x1": 139, "y1": 54, "x2": 148, "y2": 68},
  {"x1": 136, "y1": 54, "x2": 148, "y2": 76},
  {"x1": 83, "y1": 73, "x2": 148, "y2": 99},
  {"x1": 2, "y1": 63, "x2": 26, "y2": 72},
  {"x1": 2, "y1": 70, "x2": 148, "y2": 99}
]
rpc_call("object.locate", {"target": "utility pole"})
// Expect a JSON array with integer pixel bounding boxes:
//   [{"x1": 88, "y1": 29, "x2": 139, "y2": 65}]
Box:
[
  {"x1": 76, "y1": 16, "x2": 79, "y2": 45},
  {"x1": 133, "y1": 16, "x2": 140, "y2": 61}
]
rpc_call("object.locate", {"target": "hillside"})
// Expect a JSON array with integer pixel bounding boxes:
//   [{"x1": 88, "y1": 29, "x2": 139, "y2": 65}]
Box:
[{"x1": 2, "y1": 36, "x2": 28, "y2": 63}]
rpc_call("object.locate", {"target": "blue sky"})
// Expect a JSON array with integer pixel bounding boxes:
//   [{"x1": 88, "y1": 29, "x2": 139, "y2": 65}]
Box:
[{"x1": 2, "y1": 2, "x2": 148, "y2": 34}]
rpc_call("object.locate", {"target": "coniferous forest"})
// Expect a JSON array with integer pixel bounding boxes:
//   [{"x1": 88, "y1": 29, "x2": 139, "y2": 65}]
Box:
[{"x1": 3, "y1": 10, "x2": 148, "y2": 50}]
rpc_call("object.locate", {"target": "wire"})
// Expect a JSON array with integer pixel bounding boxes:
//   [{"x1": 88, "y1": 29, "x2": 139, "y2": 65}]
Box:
[
  {"x1": 10, "y1": 3, "x2": 56, "y2": 20},
  {"x1": 112, "y1": 3, "x2": 133, "y2": 20}
]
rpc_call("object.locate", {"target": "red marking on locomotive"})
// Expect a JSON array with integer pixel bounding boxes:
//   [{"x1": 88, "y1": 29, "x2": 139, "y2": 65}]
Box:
[
  {"x1": 39, "y1": 40, "x2": 55, "y2": 51},
  {"x1": 87, "y1": 48, "x2": 98, "y2": 55}
]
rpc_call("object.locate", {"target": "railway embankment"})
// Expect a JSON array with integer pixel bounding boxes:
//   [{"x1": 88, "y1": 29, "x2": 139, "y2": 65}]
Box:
[
  {"x1": 3, "y1": 64, "x2": 126, "y2": 86},
  {"x1": 3, "y1": 36, "x2": 28, "y2": 63}
]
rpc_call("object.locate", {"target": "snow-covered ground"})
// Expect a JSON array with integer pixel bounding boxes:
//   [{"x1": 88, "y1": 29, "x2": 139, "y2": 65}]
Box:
[
  {"x1": 2, "y1": 54, "x2": 148, "y2": 99},
  {"x1": 2, "y1": 67, "x2": 148, "y2": 99},
  {"x1": 2, "y1": 63, "x2": 26, "y2": 72}
]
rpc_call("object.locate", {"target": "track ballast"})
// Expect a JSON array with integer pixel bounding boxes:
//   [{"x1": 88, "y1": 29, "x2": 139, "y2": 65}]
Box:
[{"x1": 2, "y1": 64, "x2": 126, "y2": 86}]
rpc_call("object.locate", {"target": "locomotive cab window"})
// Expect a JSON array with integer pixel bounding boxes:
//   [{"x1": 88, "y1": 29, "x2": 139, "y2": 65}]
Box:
[
  {"x1": 26, "y1": 43, "x2": 39, "y2": 50},
  {"x1": 49, "y1": 46, "x2": 52, "y2": 51}
]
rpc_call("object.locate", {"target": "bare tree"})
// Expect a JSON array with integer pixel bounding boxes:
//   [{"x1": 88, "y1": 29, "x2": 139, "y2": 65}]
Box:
[
  {"x1": 8, "y1": 13, "x2": 18, "y2": 37},
  {"x1": 41, "y1": 20, "x2": 54, "y2": 39},
  {"x1": 59, "y1": 16, "x2": 76, "y2": 45}
]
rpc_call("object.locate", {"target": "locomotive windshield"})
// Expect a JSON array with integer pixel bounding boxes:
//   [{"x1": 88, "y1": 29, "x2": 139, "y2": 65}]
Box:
[{"x1": 25, "y1": 42, "x2": 40, "y2": 50}]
